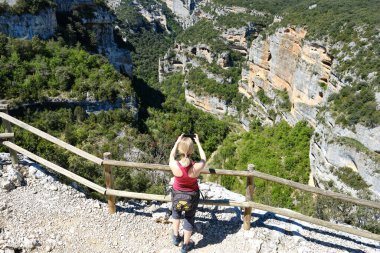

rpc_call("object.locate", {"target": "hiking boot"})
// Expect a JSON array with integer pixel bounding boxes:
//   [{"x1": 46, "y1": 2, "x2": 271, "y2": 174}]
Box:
[
  {"x1": 171, "y1": 232, "x2": 182, "y2": 246},
  {"x1": 181, "y1": 240, "x2": 195, "y2": 253}
]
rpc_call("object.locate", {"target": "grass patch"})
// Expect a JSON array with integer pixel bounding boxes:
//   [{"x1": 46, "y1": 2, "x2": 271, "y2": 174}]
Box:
[{"x1": 333, "y1": 167, "x2": 370, "y2": 190}]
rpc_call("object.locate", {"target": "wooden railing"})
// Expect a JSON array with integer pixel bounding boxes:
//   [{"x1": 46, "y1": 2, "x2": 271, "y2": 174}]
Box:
[{"x1": 0, "y1": 107, "x2": 379, "y2": 241}]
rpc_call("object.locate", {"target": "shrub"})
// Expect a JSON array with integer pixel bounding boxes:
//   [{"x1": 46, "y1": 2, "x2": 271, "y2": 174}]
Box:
[{"x1": 333, "y1": 167, "x2": 370, "y2": 190}]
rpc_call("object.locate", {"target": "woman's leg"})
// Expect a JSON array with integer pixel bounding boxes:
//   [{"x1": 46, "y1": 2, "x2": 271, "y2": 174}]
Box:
[
  {"x1": 183, "y1": 192, "x2": 199, "y2": 245},
  {"x1": 173, "y1": 218, "x2": 181, "y2": 236},
  {"x1": 183, "y1": 229, "x2": 192, "y2": 244}
]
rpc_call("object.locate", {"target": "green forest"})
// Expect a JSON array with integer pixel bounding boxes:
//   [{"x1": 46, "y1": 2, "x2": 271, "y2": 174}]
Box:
[
  {"x1": 210, "y1": 121, "x2": 314, "y2": 212},
  {"x1": 0, "y1": 36, "x2": 133, "y2": 103}
]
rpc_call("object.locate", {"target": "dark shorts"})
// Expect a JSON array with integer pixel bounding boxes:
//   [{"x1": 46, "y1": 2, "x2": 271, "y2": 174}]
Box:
[{"x1": 171, "y1": 190, "x2": 200, "y2": 231}]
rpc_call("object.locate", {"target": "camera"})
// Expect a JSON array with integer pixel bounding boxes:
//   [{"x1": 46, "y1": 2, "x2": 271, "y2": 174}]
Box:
[{"x1": 183, "y1": 134, "x2": 195, "y2": 138}]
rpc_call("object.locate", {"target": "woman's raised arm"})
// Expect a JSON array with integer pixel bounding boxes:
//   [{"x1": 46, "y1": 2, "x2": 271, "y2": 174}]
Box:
[{"x1": 193, "y1": 134, "x2": 206, "y2": 174}]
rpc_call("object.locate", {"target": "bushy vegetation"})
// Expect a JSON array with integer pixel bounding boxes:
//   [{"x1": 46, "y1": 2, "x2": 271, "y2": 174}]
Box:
[
  {"x1": 0, "y1": 0, "x2": 55, "y2": 15},
  {"x1": 113, "y1": 0, "x2": 181, "y2": 84},
  {"x1": 177, "y1": 20, "x2": 227, "y2": 52},
  {"x1": 257, "y1": 89, "x2": 272, "y2": 105},
  {"x1": 328, "y1": 83, "x2": 379, "y2": 128},
  {"x1": 316, "y1": 195, "x2": 380, "y2": 234},
  {"x1": 144, "y1": 73, "x2": 230, "y2": 157},
  {"x1": 274, "y1": 88, "x2": 291, "y2": 111},
  {"x1": 55, "y1": 7, "x2": 99, "y2": 52},
  {"x1": 187, "y1": 67, "x2": 238, "y2": 103},
  {"x1": 2, "y1": 74, "x2": 229, "y2": 195},
  {"x1": 216, "y1": 12, "x2": 271, "y2": 29},
  {"x1": 210, "y1": 121, "x2": 314, "y2": 212},
  {"x1": 10, "y1": 107, "x2": 168, "y2": 194},
  {"x1": 332, "y1": 167, "x2": 370, "y2": 190},
  {"x1": 0, "y1": 36, "x2": 133, "y2": 103},
  {"x1": 212, "y1": 0, "x2": 294, "y2": 14}
]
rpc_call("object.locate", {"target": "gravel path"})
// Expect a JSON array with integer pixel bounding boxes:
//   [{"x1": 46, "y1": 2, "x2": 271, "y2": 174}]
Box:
[{"x1": 0, "y1": 155, "x2": 379, "y2": 253}]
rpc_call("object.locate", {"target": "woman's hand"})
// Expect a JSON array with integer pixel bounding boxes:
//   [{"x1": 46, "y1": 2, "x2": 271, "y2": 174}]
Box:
[
  {"x1": 194, "y1": 134, "x2": 200, "y2": 144},
  {"x1": 176, "y1": 133, "x2": 184, "y2": 144}
]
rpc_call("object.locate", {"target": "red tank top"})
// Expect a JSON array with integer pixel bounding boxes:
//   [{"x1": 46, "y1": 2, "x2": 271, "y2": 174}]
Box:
[{"x1": 173, "y1": 161, "x2": 199, "y2": 192}]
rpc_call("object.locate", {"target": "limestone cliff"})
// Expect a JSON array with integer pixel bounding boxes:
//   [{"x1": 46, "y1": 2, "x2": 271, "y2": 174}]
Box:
[
  {"x1": 240, "y1": 27, "x2": 341, "y2": 126},
  {"x1": 240, "y1": 27, "x2": 379, "y2": 198},
  {"x1": 136, "y1": 1, "x2": 170, "y2": 33},
  {"x1": 58, "y1": 0, "x2": 133, "y2": 76},
  {"x1": 159, "y1": 43, "x2": 216, "y2": 81},
  {"x1": 160, "y1": 0, "x2": 203, "y2": 28},
  {"x1": 0, "y1": 8, "x2": 57, "y2": 39},
  {"x1": 185, "y1": 89, "x2": 237, "y2": 117},
  {"x1": 159, "y1": 42, "x2": 239, "y2": 118},
  {"x1": 0, "y1": 0, "x2": 132, "y2": 77},
  {"x1": 310, "y1": 113, "x2": 380, "y2": 198}
]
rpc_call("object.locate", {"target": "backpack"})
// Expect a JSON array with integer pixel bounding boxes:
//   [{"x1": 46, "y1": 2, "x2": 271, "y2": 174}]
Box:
[{"x1": 171, "y1": 189, "x2": 199, "y2": 212}]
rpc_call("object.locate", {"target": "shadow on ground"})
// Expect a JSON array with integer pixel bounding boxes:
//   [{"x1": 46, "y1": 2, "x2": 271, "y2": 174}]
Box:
[
  {"x1": 251, "y1": 212, "x2": 380, "y2": 252},
  {"x1": 118, "y1": 202, "x2": 380, "y2": 252}
]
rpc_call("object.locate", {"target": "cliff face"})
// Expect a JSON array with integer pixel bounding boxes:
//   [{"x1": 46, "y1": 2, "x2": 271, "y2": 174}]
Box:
[
  {"x1": 159, "y1": 43, "x2": 216, "y2": 81},
  {"x1": 161, "y1": 0, "x2": 203, "y2": 28},
  {"x1": 240, "y1": 27, "x2": 380, "y2": 198},
  {"x1": 240, "y1": 27, "x2": 340, "y2": 126},
  {"x1": 159, "y1": 42, "x2": 239, "y2": 118},
  {"x1": 0, "y1": 0, "x2": 132, "y2": 77},
  {"x1": 310, "y1": 113, "x2": 380, "y2": 198},
  {"x1": 0, "y1": 8, "x2": 57, "y2": 39},
  {"x1": 82, "y1": 5, "x2": 132, "y2": 76},
  {"x1": 185, "y1": 89, "x2": 237, "y2": 117}
]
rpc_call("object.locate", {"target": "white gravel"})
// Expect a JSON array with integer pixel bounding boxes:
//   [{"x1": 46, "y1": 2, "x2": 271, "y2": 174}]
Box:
[{"x1": 0, "y1": 153, "x2": 379, "y2": 253}]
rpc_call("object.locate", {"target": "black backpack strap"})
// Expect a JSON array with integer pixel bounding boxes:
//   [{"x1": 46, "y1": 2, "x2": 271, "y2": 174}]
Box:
[
  {"x1": 164, "y1": 185, "x2": 173, "y2": 220},
  {"x1": 199, "y1": 189, "x2": 205, "y2": 201}
]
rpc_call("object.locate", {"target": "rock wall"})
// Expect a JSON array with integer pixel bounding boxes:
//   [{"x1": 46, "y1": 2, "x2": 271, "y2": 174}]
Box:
[
  {"x1": 136, "y1": 1, "x2": 170, "y2": 33},
  {"x1": 310, "y1": 115, "x2": 380, "y2": 199},
  {"x1": 185, "y1": 89, "x2": 237, "y2": 117},
  {"x1": 59, "y1": 1, "x2": 133, "y2": 76},
  {"x1": 240, "y1": 27, "x2": 341, "y2": 126},
  {"x1": 81, "y1": 5, "x2": 133, "y2": 76},
  {"x1": 221, "y1": 25, "x2": 257, "y2": 56},
  {"x1": 161, "y1": 0, "x2": 203, "y2": 28},
  {"x1": 241, "y1": 27, "x2": 380, "y2": 199},
  {"x1": 159, "y1": 43, "x2": 216, "y2": 82},
  {"x1": 0, "y1": 8, "x2": 57, "y2": 39},
  {"x1": 0, "y1": 0, "x2": 132, "y2": 77}
]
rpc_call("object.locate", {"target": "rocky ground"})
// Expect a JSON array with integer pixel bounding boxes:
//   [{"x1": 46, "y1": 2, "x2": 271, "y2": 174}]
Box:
[{"x1": 0, "y1": 153, "x2": 379, "y2": 253}]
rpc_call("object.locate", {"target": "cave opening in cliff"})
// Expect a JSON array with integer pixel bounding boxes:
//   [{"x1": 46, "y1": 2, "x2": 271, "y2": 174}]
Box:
[
  {"x1": 322, "y1": 59, "x2": 332, "y2": 67},
  {"x1": 267, "y1": 53, "x2": 272, "y2": 62},
  {"x1": 319, "y1": 92, "x2": 324, "y2": 98},
  {"x1": 191, "y1": 47, "x2": 197, "y2": 55}
]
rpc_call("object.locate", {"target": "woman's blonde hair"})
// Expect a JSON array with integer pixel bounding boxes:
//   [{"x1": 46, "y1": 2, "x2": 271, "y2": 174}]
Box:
[{"x1": 177, "y1": 137, "x2": 194, "y2": 167}]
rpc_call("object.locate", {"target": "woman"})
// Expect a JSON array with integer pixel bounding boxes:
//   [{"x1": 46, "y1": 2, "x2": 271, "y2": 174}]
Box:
[{"x1": 169, "y1": 133, "x2": 206, "y2": 253}]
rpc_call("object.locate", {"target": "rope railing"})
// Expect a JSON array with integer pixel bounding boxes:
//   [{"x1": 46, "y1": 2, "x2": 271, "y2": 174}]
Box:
[{"x1": 1, "y1": 109, "x2": 379, "y2": 241}]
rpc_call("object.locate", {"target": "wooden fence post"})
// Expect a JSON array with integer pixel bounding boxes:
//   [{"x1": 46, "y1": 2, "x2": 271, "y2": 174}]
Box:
[
  {"x1": 243, "y1": 164, "x2": 255, "y2": 230},
  {"x1": 103, "y1": 152, "x2": 116, "y2": 214},
  {"x1": 0, "y1": 104, "x2": 18, "y2": 166}
]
